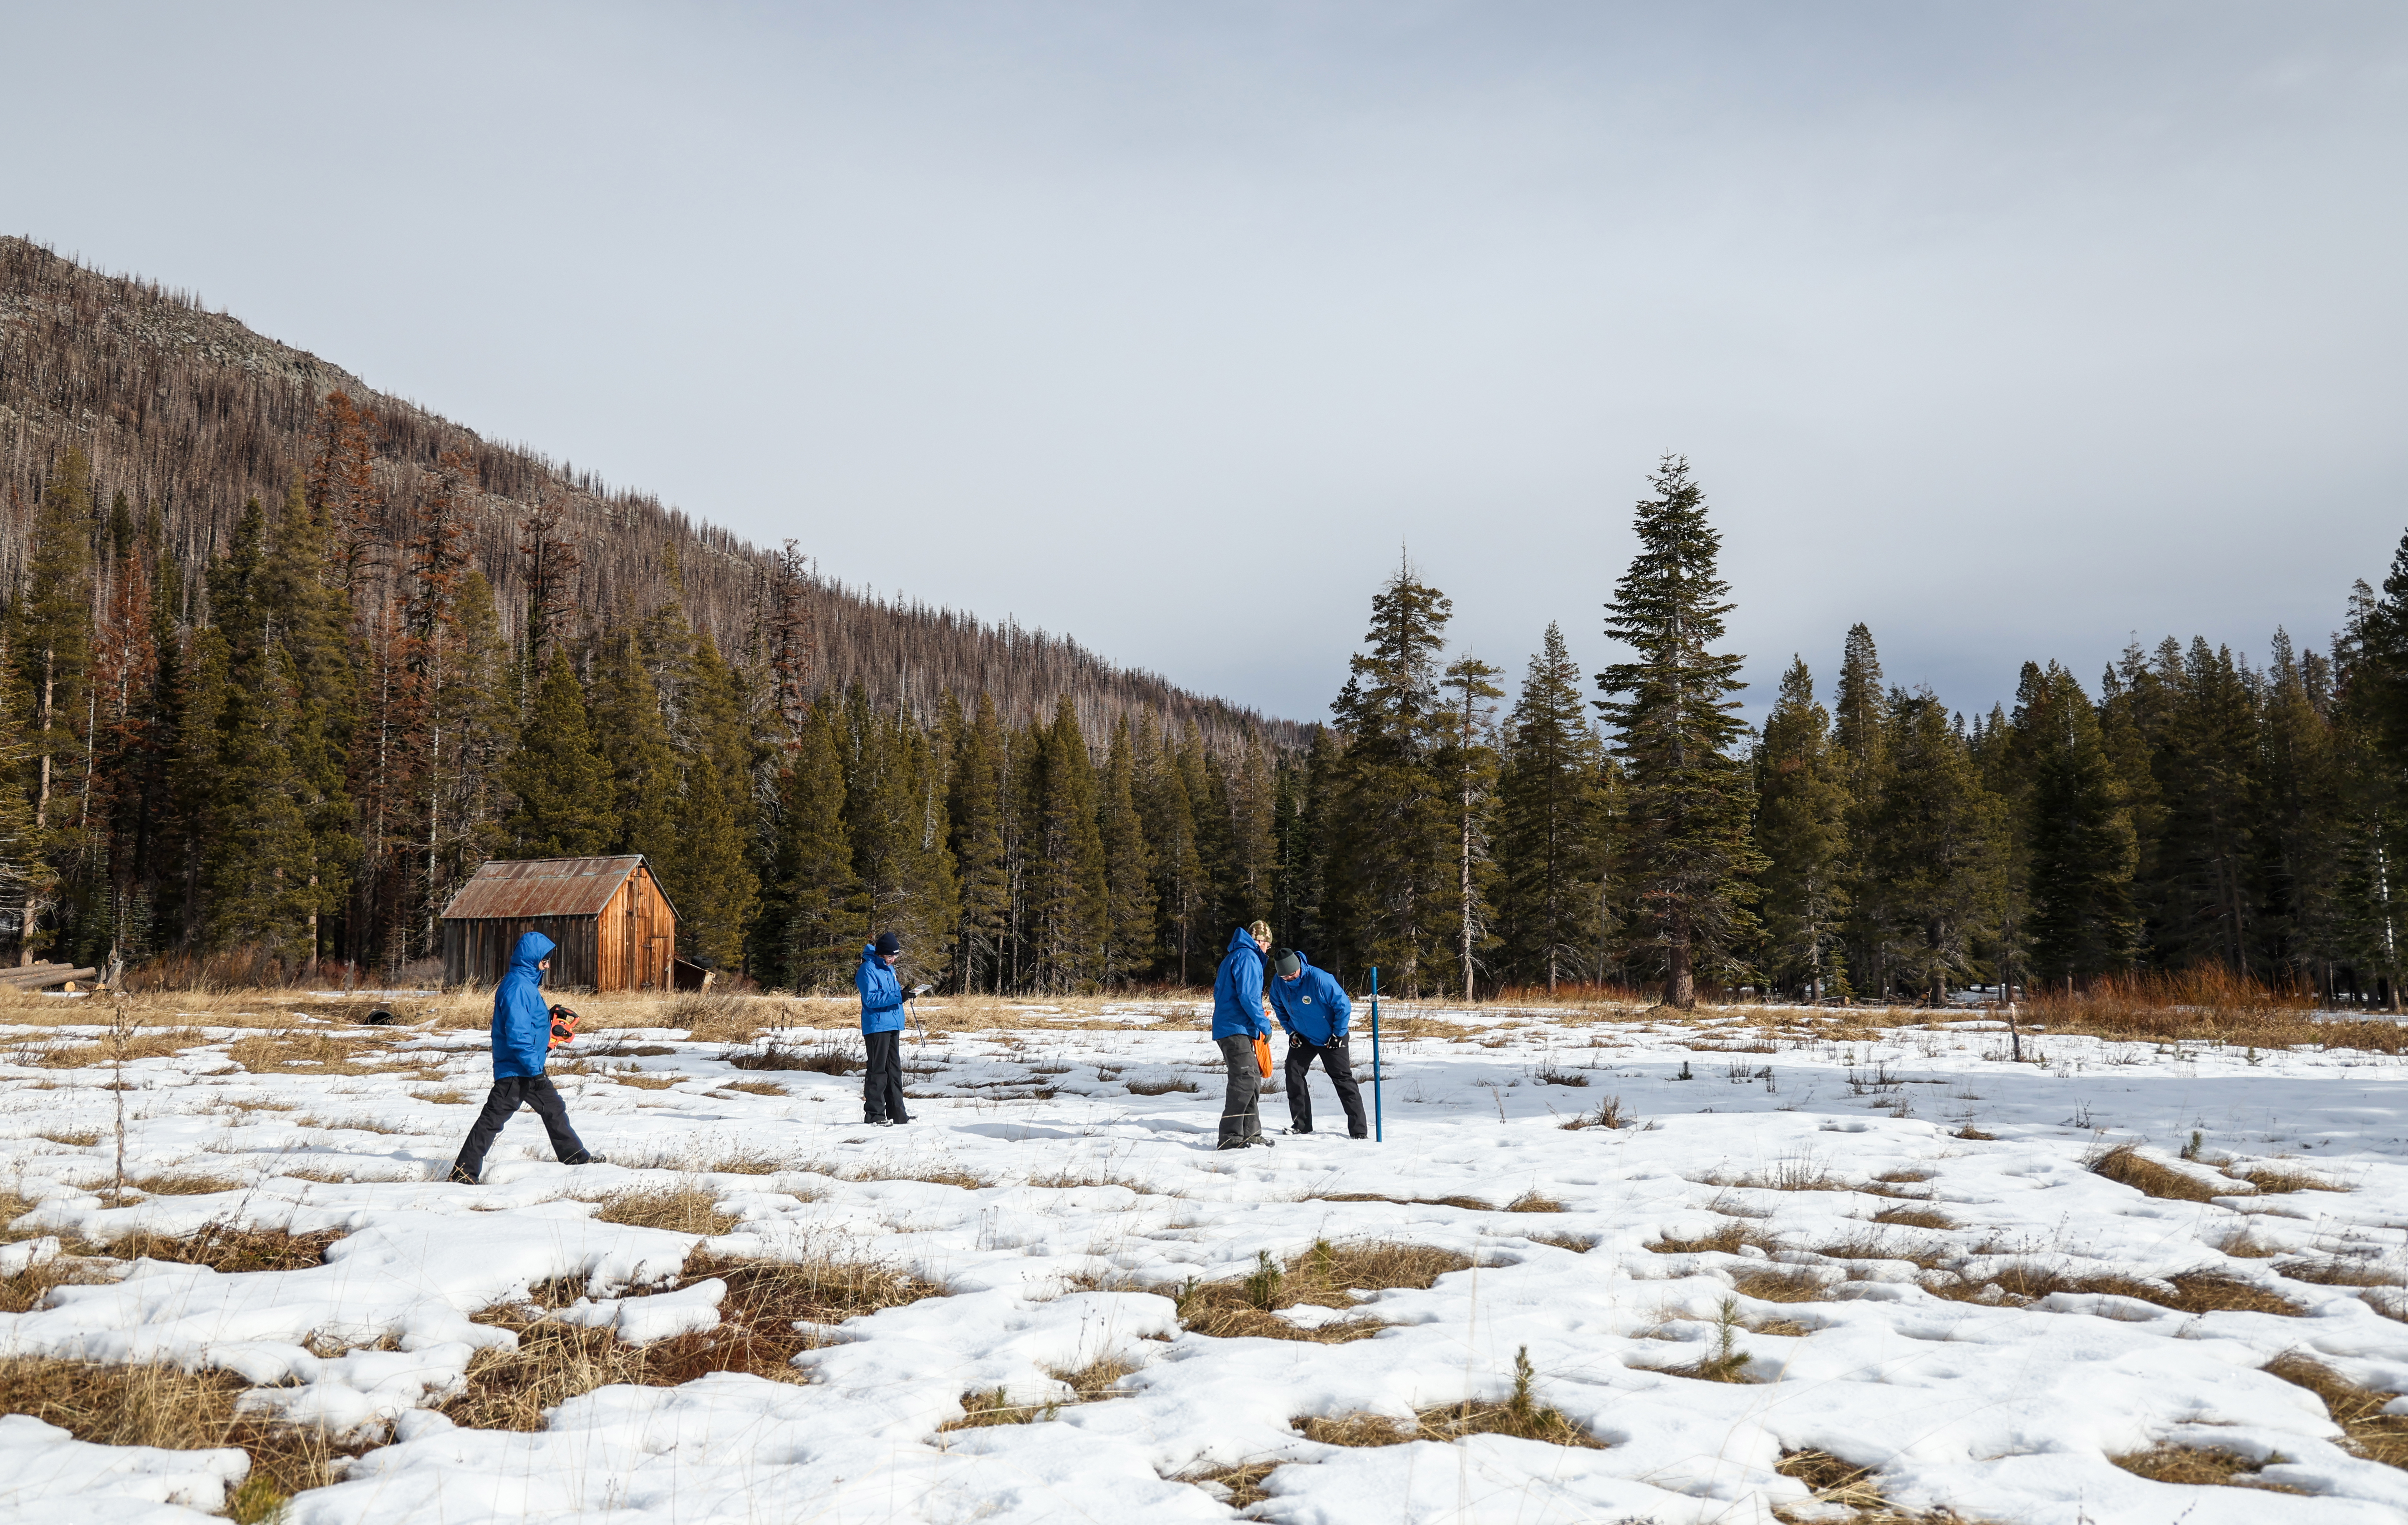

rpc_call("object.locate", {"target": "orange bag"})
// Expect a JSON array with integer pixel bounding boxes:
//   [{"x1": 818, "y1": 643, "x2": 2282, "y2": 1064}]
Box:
[
  {"x1": 548, "y1": 1003, "x2": 580, "y2": 1051},
  {"x1": 1253, "y1": 1034, "x2": 1273, "y2": 1079}
]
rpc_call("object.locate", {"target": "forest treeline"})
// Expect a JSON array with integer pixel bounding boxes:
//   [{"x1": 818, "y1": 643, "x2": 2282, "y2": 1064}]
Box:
[{"x1": 8, "y1": 237, "x2": 2404, "y2": 998}]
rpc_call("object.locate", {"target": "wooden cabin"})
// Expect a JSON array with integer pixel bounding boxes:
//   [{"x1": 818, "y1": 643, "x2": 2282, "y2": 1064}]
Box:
[{"x1": 439, "y1": 856, "x2": 678, "y2": 992}]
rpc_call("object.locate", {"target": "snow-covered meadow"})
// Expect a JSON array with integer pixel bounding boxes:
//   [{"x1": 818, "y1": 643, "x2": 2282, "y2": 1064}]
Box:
[{"x1": 4, "y1": 994, "x2": 2408, "y2": 1524}]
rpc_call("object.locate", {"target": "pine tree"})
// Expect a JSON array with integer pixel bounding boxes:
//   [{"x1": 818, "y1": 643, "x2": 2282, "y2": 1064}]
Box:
[
  {"x1": 1099, "y1": 715, "x2": 1157, "y2": 983},
  {"x1": 662, "y1": 632, "x2": 760, "y2": 968},
  {"x1": 1326, "y1": 558, "x2": 1455, "y2": 995},
  {"x1": 589, "y1": 630, "x2": 681, "y2": 870},
  {"x1": 1596, "y1": 457, "x2": 1762, "y2": 1008},
  {"x1": 265, "y1": 479, "x2": 359, "y2": 963},
  {"x1": 1025, "y1": 697, "x2": 1107, "y2": 991},
  {"x1": 1755, "y1": 657, "x2": 1850, "y2": 1001},
  {"x1": 843, "y1": 687, "x2": 958, "y2": 982},
  {"x1": 948, "y1": 692, "x2": 1011, "y2": 991},
  {"x1": 1866, "y1": 692, "x2": 2008, "y2": 1001},
  {"x1": 499, "y1": 652, "x2": 616, "y2": 857},
  {"x1": 1137, "y1": 712, "x2": 1209, "y2": 982},
  {"x1": 18, "y1": 448, "x2": 96, "y2": 955},
  {"x1": 1225, "y1": 734, "x2": 1278, "y2": 926},
  {"x1": 1494, "y1": 625, "x2": 1611, "y2": 991},
  {"x1": 1272, "y1": 726, "x2": 1340, "y2": 969},
  {"x1": 1440, "y1": 654, "x2": 1504, "y2": 998},
  {"x1": 2021, "y1": 663, "x2": 2137, "y2": 981},
  {"x1": 763, "y1": 695, "x2": 855, "y2": 991}
]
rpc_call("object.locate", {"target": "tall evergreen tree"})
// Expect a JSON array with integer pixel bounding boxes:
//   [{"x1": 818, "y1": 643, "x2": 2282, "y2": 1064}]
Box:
[
  {"x1": 1755, "y1": 657, "x2": 1850, "y2": 1001},
  {"x1": 1024, "y1": 696, "x2": 1107, "y2": 990},
  {"x1": 1596, "y1": 457, "x2": 1762, "y2": 1008},
  {"x1": 1866, "y1": 693, "x2": 2007, "y2": 1000},
  {"x1": 1494, "y1": 625, "x2": 1612, "y2": 992},
  {"x1": 1440, "y1": 653, "x2": 1504, "y2": 998},
  {"x1": 1326, "y1": 559, "x2": 1455, "y2": 996},
  {"x1": 499, "y1": 652, "x2": 616, "y2": 857},
  {"x1": 760, "y1": 695, "x2": 856, "y2": 991},
  {"x1": 590, "y1": 629, "x2": 681, "y2": 870},
  {"x1": 663, "y1": 632, "x2": 760, "y2": 968},
  {"x1": 948, "y1": 692, "x2": 1012, "y2": 992},
  {"x1": 2021, "y1": 664, "x2": 2137, "y2": 981},
  {"x1": 1099, "y1": 715, "x2": 1157, "y2": 983}
]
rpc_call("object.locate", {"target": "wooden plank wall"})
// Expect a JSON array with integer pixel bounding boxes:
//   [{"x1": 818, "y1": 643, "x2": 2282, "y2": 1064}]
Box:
[{"x1": 441, "y1": 916, "x2": 602, "y2": 991}]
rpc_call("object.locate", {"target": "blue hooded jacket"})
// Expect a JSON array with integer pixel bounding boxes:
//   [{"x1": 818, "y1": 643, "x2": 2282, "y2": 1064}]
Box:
[
  {"x1": 491, "y1": 930, "x2": 556, "y2": 1078},
  {"x1": 857, "y1": 944, "x2": 905, "y2": 1034},
  {"x1": 1210, "y1": 925, "x2": 1270, "y2": 1040},
  {"x1": 1269, "y1": 956, "x2": 1352, "y2": 1046}
]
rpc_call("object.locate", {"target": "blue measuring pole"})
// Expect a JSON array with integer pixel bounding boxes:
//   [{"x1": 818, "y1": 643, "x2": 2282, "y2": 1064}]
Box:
[{"x1": 1370, "y1": 965, "x2": 1382, "y2": 1142}]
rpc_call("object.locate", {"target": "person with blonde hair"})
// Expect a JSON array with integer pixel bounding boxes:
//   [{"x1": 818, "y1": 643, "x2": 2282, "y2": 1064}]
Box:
[{"x1": 1208, "y1": 919, "x2": 1275, "y2": 1149}]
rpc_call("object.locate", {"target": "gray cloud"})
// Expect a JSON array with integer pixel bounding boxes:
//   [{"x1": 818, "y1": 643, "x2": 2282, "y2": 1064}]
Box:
[{"x1": 12, "y1": 2, "x2": 2404, "y2": 723}]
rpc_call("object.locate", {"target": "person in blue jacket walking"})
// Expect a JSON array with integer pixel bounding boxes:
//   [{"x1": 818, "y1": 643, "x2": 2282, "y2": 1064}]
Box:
[
  {"x1": 1209, "y1": 920, "x2": 1275, "y2": 1149},
  {"x1": 446, "y1": 930, "x2": 606, "y2": 1184},
  {"x1": 857, "y1": 931, "x2": 923, "y2": 1125},
  {"x1": 1269, "y1": 949, "x2": 1366, "y2": 1138}
]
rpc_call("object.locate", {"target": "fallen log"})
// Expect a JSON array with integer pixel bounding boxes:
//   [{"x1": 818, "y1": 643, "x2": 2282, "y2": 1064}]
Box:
[{"x1": 0, "y1": 965, "x2": 97, "y2": 989}]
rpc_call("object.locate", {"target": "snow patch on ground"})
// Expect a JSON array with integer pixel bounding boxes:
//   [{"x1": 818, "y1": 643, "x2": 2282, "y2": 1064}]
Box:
[{"x1": 2, "y1": 1005, "x2": 2406, "y2": 1520}]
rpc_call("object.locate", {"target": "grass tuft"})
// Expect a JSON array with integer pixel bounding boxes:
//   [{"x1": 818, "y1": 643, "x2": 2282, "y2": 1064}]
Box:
[
  {"x1": 1125, "y1": 1076, "x2": 1200, "y2": 1094},
  {"x1": 2110, "y1": 1442, "x2": 2304, "y2": 1492},
  {"x1": 2090, "y1": 1143, "x2": 2233, "y2": 1203},
  {"x1": 2262, "y1": 1354, "x2": 2408, "y2": 1469},
  {"x1": 0, "y1": 1356, "x2": 350, "y2": 1510},
  {"x1": 1505, "y1": 1190, "x2": 1564, "y2": 1213},
  {"x1": 594, "y1": 1181, "x2": 742, "y2": 1237},
  {"x1": 1558, "y1": 1094, "x2": 1630, "y2": 1130},
  {"x1": 1299, "y1": 1346, "x2": 1603, "y2": 1450},
  {"x1": 1179, "y1": 1239, "x2": 1473, "y2": 1343}
]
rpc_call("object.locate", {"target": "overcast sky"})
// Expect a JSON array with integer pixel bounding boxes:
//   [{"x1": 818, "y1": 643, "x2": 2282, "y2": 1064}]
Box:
[{"x1": 11, "y1": 2, "x2": 2405, "y2": 727}]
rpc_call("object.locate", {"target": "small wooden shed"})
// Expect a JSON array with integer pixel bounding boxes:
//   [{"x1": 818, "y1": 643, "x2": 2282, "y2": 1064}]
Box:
[{"x1": 439, "y1": 856, "x2": 678, "y2": 992}]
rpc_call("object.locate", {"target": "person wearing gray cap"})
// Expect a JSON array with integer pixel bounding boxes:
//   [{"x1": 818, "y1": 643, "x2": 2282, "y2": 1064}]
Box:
[{"x1": 1268, "y1": 948, "x2": 1366, "y2": 1139}]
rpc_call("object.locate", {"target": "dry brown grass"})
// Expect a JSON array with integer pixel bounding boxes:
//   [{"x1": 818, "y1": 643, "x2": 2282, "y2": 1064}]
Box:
[
  {"x1": 34, "y1": 1128, "x2": 102, "y2": 1146},
  {"x1": 449, "y1": 1248, "x2": 943, "y2": 1429},
  {"x1": 1926, "y1": 1265, "x2": 2305, "y2": 1317},
  {"x1": 1506, "y1": 1190, "x2": 1564, "y2": 1213},
  {"x1": 226, "y1": 1030, "x2": 395, "y2": 1075},
  {"x1": 1647, "y1": 1217, "x2": 1779, "y2": 1256},
  {"x1": 1028, "y1": 1167, "x2": 1152, "y2": 1191},
  {"x1": 1125, "y1": 1076, "x2": 1200, "y2": 1094},
  {"x1": 608, "y1": 1071, "x2": 685, "y2": 1090},
  {"x1": 594, "y1": 1182, "x2": 742, "y2": 1237},
  {"x1": 2110, "y1": 1442, "x2": 2304, "y2": 1492},
  {"x1": 2263, "y1": 1354, "x2": 2408, "y2": 1469},
  {"x1": 2026, "y1": 967, "x2": 2408, "y2": 1054},
  {"x1": 89, "y1": 1223, "x2": 340, "y2": 1274},
  {"x1": 0, "y1": 1356, "x2": 351, "y2": 1522},
  {"x1": 939, "y1": 1353, "x2": 1141, "y2": 1430},
  {"x1": 1871, "y1": 1207, "x2": 1954, "y2": 1230},
  {"x1": 2275, "y1": 1258, "x2": 2403, "y2": 1291},
  {"x1": 721, "y1": 1079, "x2": 788, "y2": 1096},
  {"x1": 1176, "y1": 1460, "x2": 1279, "y2": 1507},
  {"x1": 1179, "y1": 1240, "x2": 1475, "y2": 1342},
  {"x1": 1730, "y1": 1266, "x2": 1834, "y2": 1303},
  {"x1": 729, "y1": 1036, "x2": 859, "y2": 1074},
  {"x1": 1311, "y1": 1191, "x2": 1492, "y2": 1211},
  {"x1": 2090, "y1": 1143, "x2": 2235, "y2": 1202},
  {"x1": 1558, "y1": 1094, "x2": 1632, "y2": 1130},
  {"x1": 35, "y1": 1027, "x2": 208, "y2": 1067},
  {"x1": 2231, "y1": 1165, "x2": 2350, "y2": 1195},
  {"x1": 121, "y1": 1170, "x2": 247, "y2": 1196},
  {"x1": 1298, "y1": 1349, "x2": 1603, "y2": 1450},
  {"x1": 1772, "y1": 1450, "x2": 1973, "y2": 1522},
  {"x1": 412, "y1": 1087, "x2": 470, "y2": 1105}
]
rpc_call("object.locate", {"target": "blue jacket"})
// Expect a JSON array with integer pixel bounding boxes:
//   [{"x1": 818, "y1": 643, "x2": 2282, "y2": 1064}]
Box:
[
  {"x1": 1210, "y1": 925, "x2": 1270, "y2": 1040},
  {"x1": 491, "y1": 931, "x2": 556, "y2": 1078},
  {"x1": 857, "y1": 945, "x2": 905, "y2": 1034},
  {"x1": 1270, "y1": 958, "x2": 1352, "y2": 1046}
]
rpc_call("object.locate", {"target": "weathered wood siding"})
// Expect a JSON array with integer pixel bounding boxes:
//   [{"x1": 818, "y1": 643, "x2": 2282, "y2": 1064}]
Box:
[
  {"x1": 440, "y1": 865, "x2": 674, "y2": 993},
  {"x1": 441, "y1": 916, "x2": 601, "y2": 991}
]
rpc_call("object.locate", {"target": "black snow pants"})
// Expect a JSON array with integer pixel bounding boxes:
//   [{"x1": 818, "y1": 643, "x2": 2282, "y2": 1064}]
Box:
[
  {"x1": 449, "y1": 1075, "x2": 590, "y2": 1181},
  {"x1": 1284, "y1": 1036, "x2": 1368, "y2": 1137},
  {"x1": 1216, "y1": 1034, "x2": 1264, "y2": 1147},
  {"x1": 863, "y1": 1030, "x2": 910, "y2": 1123}
]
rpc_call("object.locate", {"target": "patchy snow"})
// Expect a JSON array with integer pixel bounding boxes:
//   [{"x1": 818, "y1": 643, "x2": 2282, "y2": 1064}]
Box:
[{"x1": 2, "y1": 1004, "x2": 2406, "y2": 1522}]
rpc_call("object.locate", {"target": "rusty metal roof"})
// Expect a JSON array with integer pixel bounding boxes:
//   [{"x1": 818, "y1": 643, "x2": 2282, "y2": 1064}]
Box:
[{"x1": 439, "y1": 856, "x2": 661, "y2": 921}]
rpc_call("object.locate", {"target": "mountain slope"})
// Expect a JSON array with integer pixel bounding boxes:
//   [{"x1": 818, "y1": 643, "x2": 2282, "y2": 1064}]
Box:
[{"x1": 0, "y1": 235, "x2": 1296, "y2": 748}]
